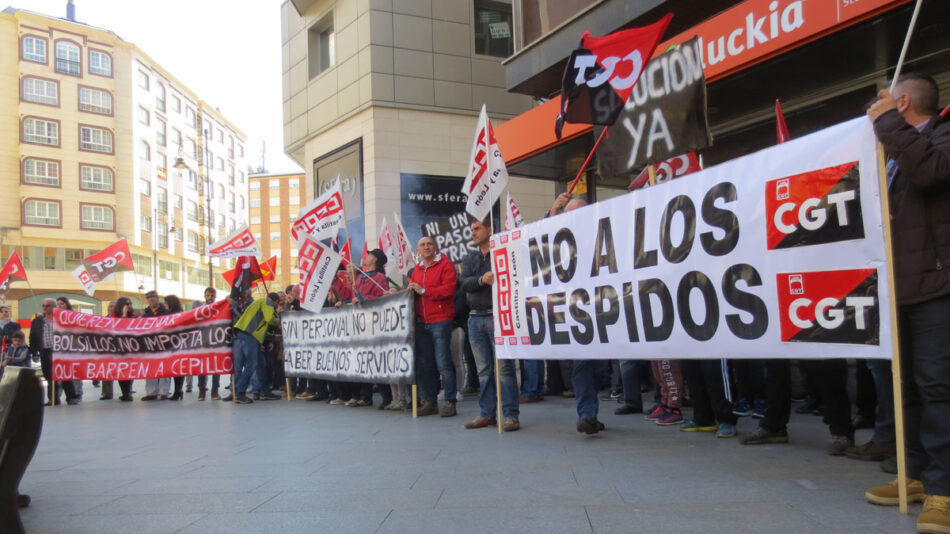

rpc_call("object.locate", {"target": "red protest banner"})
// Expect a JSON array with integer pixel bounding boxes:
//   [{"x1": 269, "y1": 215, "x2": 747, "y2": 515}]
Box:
[
  {"x1": 51, "y1": 300, "x2": 233, "y2": 380},
  {"x1": 82, "y1": 239, "x2": 134, "y2": 282}
]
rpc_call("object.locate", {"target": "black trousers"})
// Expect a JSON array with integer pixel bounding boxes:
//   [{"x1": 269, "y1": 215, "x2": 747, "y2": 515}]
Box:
[
  {"x1": 812, "y1": 359, "x2": 853, "y2": 437},
  {"x1": 39, "y1": 349, "x2": 76, "y2": 402},
  {"x1": 759, "y1": 359, "x2": 792, "y2": 433},
  {"x1": 900, "y1": 295, "x2": 950, "y2": 496},
  {"x1": 682, "y1": 360, "x2": 737, "y2": 426},
  {"x1": 854, "y1": 359, "x2": 877, "y2": 419},
  {"x1": 544, "y1": 359, "x2": 574, "y2": 393}
]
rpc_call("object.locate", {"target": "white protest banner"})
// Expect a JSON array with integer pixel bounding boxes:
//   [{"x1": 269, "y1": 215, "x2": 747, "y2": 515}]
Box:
[
  {"x1": 392, "y1": 212, "x2": 417, "y2": 276},
  {"x1": 505, "y1": 193, "x2": 525, "y2": 230},
  {"x1": 209, "y1": 225, "x2": 261, "y2": 259},
  {"x1": 463, "y1": 105, "x2": 509, "y2": 221},
  {"x1": 72, "y1": 265, "x2": 97, "y2": 297},
  {"x1": 281, "y1": 291, "x2": 415, "y2": 384},
  {"x1": 291, "y1": 179, "x2": 346, "y2": 244},
  {"x1": 492, "y1": 117, "x2": 892, "y2": 361},
  {"x1": 297, "y1": 236, "x2": 343, "y2": 313}
]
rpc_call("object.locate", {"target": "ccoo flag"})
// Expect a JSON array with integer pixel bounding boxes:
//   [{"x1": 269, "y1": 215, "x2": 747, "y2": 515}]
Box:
[
  {"x1": 462, "y1": 105, "x2": 509, "y2": 222},
  {"x1": 504, "y1": 193, "x2": 525, "y2": 230}
]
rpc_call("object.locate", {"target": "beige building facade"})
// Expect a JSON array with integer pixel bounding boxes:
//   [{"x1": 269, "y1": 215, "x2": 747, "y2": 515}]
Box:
[
  {"x1": 0, "y1": 8, "x2": 248, "y2": 319},
  {"x1": 248, "y1": 172, "x2": 307, "y2": 290},
  {"x1": 281, "y1": 0, "x2": 554, "y2": 254}
]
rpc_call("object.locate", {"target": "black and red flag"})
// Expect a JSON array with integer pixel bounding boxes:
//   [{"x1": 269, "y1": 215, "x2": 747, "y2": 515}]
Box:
[
  {"x1": 555, "y1": 14, "x2": 672, "y2": 139},
  {"x1": 82, "y1": 239, "x2": 134, "y2": 282},
  {"x1": 0, "y1": 252, "x2": 28, "y2": 287},
  {"x1": 229, "y1": 255, "x2": 262, "y2": 302}
]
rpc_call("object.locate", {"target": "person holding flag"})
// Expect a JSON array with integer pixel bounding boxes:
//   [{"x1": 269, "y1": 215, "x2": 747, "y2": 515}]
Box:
[{"x1": 346, "y1": 248, "x2": 393, "y2": 408}]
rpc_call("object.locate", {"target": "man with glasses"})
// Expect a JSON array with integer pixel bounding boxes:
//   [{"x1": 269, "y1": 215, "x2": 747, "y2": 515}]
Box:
[{"x1": 30, "y1": 298, "x2": 78, "y2": 405}]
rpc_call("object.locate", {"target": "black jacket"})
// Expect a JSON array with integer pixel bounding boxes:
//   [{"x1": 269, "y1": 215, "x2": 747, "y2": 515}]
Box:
[
  {"x1": 460, "y1": 249, "x2": 493, "y2": 315},
  {"x1": 142, "y1": 304, "x2": 168, "y2": 317},
  {"x1": 874, "y1": 110, "x2": 950, "y2": 305},
  {"x1": 2, "y1": 320, "x2": 21, "y2": 344},
  {"x1": 28, "y1": 315, "x2": 48, "y2": 356}
]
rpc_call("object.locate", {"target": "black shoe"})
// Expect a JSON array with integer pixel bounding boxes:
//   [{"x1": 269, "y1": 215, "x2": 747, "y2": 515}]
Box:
[
  {"x1": 16, "y1": 494, "x2": 30, "y2": 508},
  {"x1": 576, "y1": 417, "x2": 602, "y2": 435},
  {"x1": 846, "y1": 441, "x2": 897, "y2": 461},
  {"x1": 168, "y1": 392, "x2": 183, "y2": 401},
  {"x1": 614, "y1": 404, "x2": 642, "y2": 415},
  {"x1": 119, "y1": 395, "x2": 134, "y2": 402},
  {"x1": 259, "y1": 393, "x2": 281, "y2": 401},
  {"x1": 140, "y1": 395, "x2": 158, "y2": 401},
  {"x1": 306, "y1": 394, "x2": 328, "y2": 402},
  {"x1": 235, "y1": 394, "x2": 253, "y2": 404},
  {"x1": 66, "y1": 399, "x2": 80, "y2": 405},
  {"x1": 741, "y1": 427, "x2": 789, "y2": 445},
  {"x1": 794, "y1": 398, "x2": 819, "y2": 414},
  {"x1": 99, "y1": 395, "x2": 112, "y2": 401}
]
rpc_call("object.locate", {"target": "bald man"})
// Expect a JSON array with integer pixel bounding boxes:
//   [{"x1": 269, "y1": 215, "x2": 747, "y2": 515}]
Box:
[{"x1": 864, "y1": 73, "x2": 950, "y2": 532}]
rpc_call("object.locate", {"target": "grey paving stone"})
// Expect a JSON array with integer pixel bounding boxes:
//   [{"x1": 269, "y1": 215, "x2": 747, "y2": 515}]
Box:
[
  {"x1": 19, "y1": 512, "x2": 206, "y2": 534},
  {"x1": 254, "y1": 488, "x2": 443, "y2": 511},
  {"x1": 85, "y1": 492, "x2": 280, "y2": 515},
  {"x1": 377, "y1": 506, "x2": 593, "y2": 534},
  {"x1": 178, "y1": 510, "x2": 390, "y2": 534}
]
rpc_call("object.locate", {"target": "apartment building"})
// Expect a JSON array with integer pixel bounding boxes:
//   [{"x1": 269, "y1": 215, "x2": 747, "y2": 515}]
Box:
[
  {"x1": 248, "y1": 172, "x2": 307, "y2": 290},
  {"x1": 0, "y1": 7, "x2": 248, "y2": 317}
]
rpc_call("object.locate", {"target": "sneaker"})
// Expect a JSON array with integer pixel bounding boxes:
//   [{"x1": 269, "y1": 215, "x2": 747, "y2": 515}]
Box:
[
  {"x1": 464, "y1": 416, "x2": 496, "y2": 429},
  {"x1": 827, "y1": 434, "x2": 854, "y2": 456},
  {"x1": 918, "y1": 495, "x2": 950, "y2": 534},
  {"x1": 520, "y1": 395, "x2": 543, "y2": 403},
  {"x1": 439, "y1": 401, "x2": 457, "y2": 417},
  {"x1": 655, "y1": 407, "x2": 684, "y2": 426},
  {"x1": 716, "y1": 423, "x2": 737, "y2": 438},
  {"x1": 865, "y1": 478, "x2": 925, "y2": 506},
  {"x1": 386, "y1": 400, "x2": 405, "y2": 411},
  {"x1": 329, "y1": 398, "x2": 346, "y2": 406},
  {"x1": 234, "y1": 394, "x2": 253, "y2": 405},
  {"x1": 306, "y1": 395, "x2": 328, "y2": 402},
  {"x1": 614, "y1": 404, "x2": 642, "y2": 415},
  {"x1": 355, "y1": 399, "x2": 372, "y2": 407},
  {"x1": 344, "y1": 398, "x2": 359, "y2": 407},
  {"x1": 846, "y1": 441, "x2": 897, "y2": 462},
  {"x1": 740, "y1": 427, "x2": 789, "y2": 445},
  {"x1": 599, "y1": 390, "x2": 622, "y2": 401},
  {"x1": 732, "y1": 399, "x2": 753, "y2": 417},
  {"x1": 680, "y1": 420, "x2": 716, "y2": 432},
  {"x1": 502, "y1": 417, "x2": 520, "y2": 432},
  {"x1": 561, "y1": 390, "x2": 575, "y2": 399},
  {"x1": 576, "y1": 417, "x2": 602, "y2": 435},
  {"x1": 644, "y1": 404, "x2": 666, "y2": 421},
  {"x1": 296, "y1": 392, "x2": 315, "y2": 399},
  {"x1": 462, "y1": 386, "x2": 480, "y2": 395},
  {"x1": 418, "y1": 401, "x2": 438, "y2": 416},
  {"x1": 221, "y1": 394, "x2": 234, "y2": 402}
]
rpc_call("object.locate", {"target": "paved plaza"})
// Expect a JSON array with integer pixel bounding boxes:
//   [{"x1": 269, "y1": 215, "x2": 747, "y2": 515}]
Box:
[{"x1": 20, "y1": 382, "x2": 918, "y2": 534}]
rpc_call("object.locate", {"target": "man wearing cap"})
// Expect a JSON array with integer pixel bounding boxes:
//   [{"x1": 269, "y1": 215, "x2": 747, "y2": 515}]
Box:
[
  {"x1": 223, "y1": 292, "x2": 283, "y2": 404},
  {"x1": 140, "y1": 290, "x2": 169, "y2": 401}
]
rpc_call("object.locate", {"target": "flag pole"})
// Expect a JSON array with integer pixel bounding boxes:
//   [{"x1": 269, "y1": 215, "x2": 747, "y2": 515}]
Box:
[
  {"x1": 889, "y1": 0, "x2": 923, "y2": 93},
  {"x1": 567, "y1": 126, "x2": 609, "y2": 195},
  {"x1": 483, "y1": 108, "x2": 504, "y2": 435}
]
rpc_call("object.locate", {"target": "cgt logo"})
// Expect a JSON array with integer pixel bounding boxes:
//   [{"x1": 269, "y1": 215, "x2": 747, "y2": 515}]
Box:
[
  {"x1": 87, "y1": 252, "x2": 128, "y2": 279},
  {"x1": 776, "y1": 269, "x2": 879, "y2": 345},
  {"x1": 570, "y1": 49, "x2": 644, "y2": 92},
  {"x1": 492, "y1": 248, "x2": 515, "y2": 338},
  {"x1": 765, "y1": 162, "x2": 864, "y2": 250}
]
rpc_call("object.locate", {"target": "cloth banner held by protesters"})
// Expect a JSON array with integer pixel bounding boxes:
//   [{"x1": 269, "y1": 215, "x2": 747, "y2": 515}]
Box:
[
  {"x1": 421, "y1": 212, "x2": 477, "y2": 264},
  {"x1": 291, "y1": 178, "x2": 346, "y2": 244},
  {"x1": 82, "y1": 238, "x2": 134, "y2": 282},
  {"x1": 282, "y1": 291, "x2": 415, "y2": 384},
  {"x1": 505, "y1": 193, "x2": 525, "y2": 230},
  {"x1": 596, "y1": 37, "x2": 712, "y2": 179},
  {"x1": 0, "y1": 252, "x2": 27, "y2": 288},
  {"x1": 555, "y1": 14, "x2": 672, "y2": 138},
  {"x1": 297, "y1": 235, "x2": 343, "y2": 313},
  {"x1": 463, "y1": 105, "x2": 509, "y2": 221},
  {"x1": 492, "y1": 117, "x2": 892, "y2": 361},
  {"x1": 51, "y1": 300, "x2": 234, "y2": 381},
  {"x1": 209, "y1": 225, "x2": 261, "y2": 258},
  {"x1": 72, "y1": 265, "x2": 97, "y2": 297}
]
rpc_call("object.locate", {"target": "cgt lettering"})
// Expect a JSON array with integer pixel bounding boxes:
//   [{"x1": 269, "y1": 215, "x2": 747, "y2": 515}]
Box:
[
  {"x1": 773, "y1": 190, "x2": 856, "y2": 235},
  {"x1": 789, "y1": 296, "x2": 875, "y2": 330}
]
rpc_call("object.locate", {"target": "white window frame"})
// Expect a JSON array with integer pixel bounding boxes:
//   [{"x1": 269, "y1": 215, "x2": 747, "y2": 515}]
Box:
[
  {"x1": 23, "y1": 118, "x2": 58, "y2": 145},
  {"x1": 88, "y1": 50, "x2": 112, "y2": 76},
  {"x1": 24, "y1": 200, "x2": 60, "y2": 226},
  {"x1": 80, "y1": 165, "x2": 114, "y2": 192},
  {"x1": 78, "y1": 87, "x2": 112, "y2": 115},
  {"x1": 22, "y1": 77, "x2": 58, "y2": 105},
  {"x1": 54, "y1": 41, "x2": 80, "y2": 75},
  {"x1": 22, "y1": 36, "x2": 46, "y2": 63},
  {"x1": 23, "y1": 159, "x2": 60, "y2": 186},
  {"x1": 80, "y1": 126, "x2": 113, "y2": 153},
  {"x1": 81, "y1": 205, "x2": 114, "y2": 230}
]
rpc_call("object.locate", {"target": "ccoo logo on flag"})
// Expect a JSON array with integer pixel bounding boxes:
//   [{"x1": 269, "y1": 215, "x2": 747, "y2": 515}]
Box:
[
  {"x1": 775, "y1": 269, "x2": 879, "y2": 345},
  {"x1": 765, "y1": 161, "x2": 865, "y2": 250}
]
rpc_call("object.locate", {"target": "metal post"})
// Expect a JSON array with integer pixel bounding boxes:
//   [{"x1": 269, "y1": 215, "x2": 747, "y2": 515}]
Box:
[{"x1": 197, "y1": 106, "x2": 214, "y2": 290}]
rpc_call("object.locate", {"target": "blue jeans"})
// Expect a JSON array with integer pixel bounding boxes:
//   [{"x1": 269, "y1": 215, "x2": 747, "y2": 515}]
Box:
[
  {"x1": 415, "y1": 321, "x2": 456, "y2": 403},
  {"x1": 233, "y1": 333, "x2": 261, "y2": 396},
  {"x1": 619, "y1": 360, "x2": 643, "y2": 410},
  {"x1": 573, "y1": 360, "x2": 607, "y2": 419},
  {"x1": 468, "y1": 315, "x2": 518, "y2": 420},
  {"x1": 899, "y1": 295, "x2": 950, "y2": 496},
  {"x1": 521, "y1": 360, "x2": 544, "y2": 398},
  {"x1": 867, "y1": 358, "x2": 895, "y2": 444}
]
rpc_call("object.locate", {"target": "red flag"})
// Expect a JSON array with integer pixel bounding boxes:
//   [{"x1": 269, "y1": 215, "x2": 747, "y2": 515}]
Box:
[
  {"x1": 940, "y1": 102, "x2": 950, "y2": 118},
  {"x1": 776, "y1": 99, "x2": 791, "y2": 144},
  {"x1": 258, "y1": 256, "x2": 277, "y2": 283},
  {"x1": 82, "y1": 239, "x2": 134, "y2": 282},
  {"x1": 361, "y1": 242, "x2": 369, "y2": 265},
  {"x1": 0, "y1": 252, "x2": 27, "y2": 287},
  {"x1": 629, "y1": 152, "x2": 701, "y2": 190},
  {"x1": 228, "y1": 256, "x2": 262, "y2": 301},
  {"x1": 556, "y1": 14, "x2": 673, "y2": 137},
  {"x1": 340, "y1": 239, "x2": 352, "y2": 266}
]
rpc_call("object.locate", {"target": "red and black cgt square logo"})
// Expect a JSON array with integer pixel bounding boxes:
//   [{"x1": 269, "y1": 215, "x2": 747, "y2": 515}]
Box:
[
  {"x1": 765, "y1": 162, "x2": 864, "y2": 250},
  {"x1": 776, "y1": 269, "x2": 879, "y2": 345}
]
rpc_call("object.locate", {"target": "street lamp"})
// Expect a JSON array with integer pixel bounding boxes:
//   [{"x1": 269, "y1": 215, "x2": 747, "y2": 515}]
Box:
[{"x1": 173, "y1": 131, "x2": 214, "y2": 289}]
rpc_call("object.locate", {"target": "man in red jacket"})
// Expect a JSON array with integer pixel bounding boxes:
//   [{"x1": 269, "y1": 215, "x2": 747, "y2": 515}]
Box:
[{"x1": 408, "y1": 236, "x2": 458, "y2": 417}]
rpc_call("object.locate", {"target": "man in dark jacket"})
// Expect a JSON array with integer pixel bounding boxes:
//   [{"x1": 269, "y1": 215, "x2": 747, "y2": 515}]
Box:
[
  {"x1": 461, "y1": 218, "x2": 519, "y2": 432},
  {"x1": 140, "y1": 291, "x2": 168, "y2": 400},
  {"x1": 864, "y1": 73, "x2": 950, "y2": 532},
  {"x1": 30, "y1": 298, "x2": 78, "y2": 405}
]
